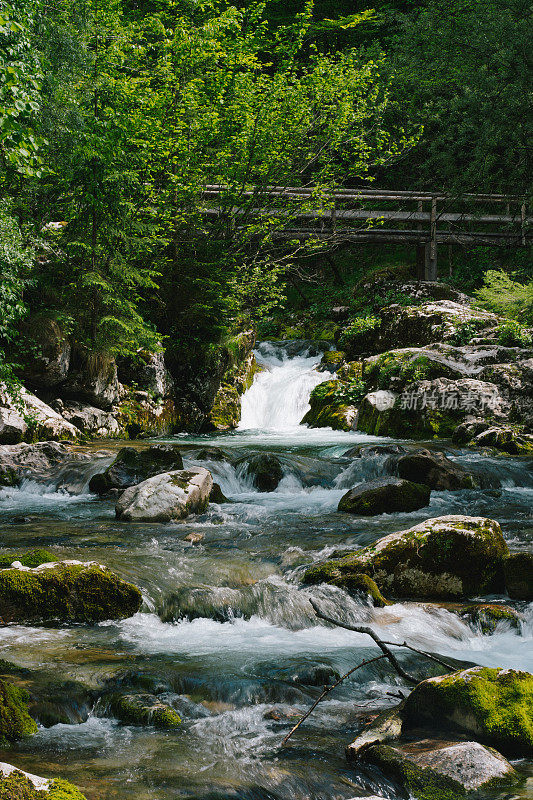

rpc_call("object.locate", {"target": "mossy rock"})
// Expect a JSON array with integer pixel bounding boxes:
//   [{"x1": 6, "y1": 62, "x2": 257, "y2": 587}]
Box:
[
  {"x1": 330, "y1": 573, "x2": 390, "y2": 607},
  {"x1": 0, "y1": 768, "x2": 87, "y2": 799},
  {"x1": 0, "y1": 679, "x2": 37, "y2": 745},
  {"x1": 304, "y1": 515, "x2": 508, "y2": 600},
  {"x1": 459, "y1": 603, "x2": 522, "y2": 634},
  {"x1": 0, "y1": 562, "x2": 142, "y2": 624},
  {"x1": 360, "y1": 740, "x2": 520, "y2": 799},
  {"x1": 396, "y1": 449, "x2": 477, "y2": 491},
  {"x1": 338, "y1": 477, "x2": 430, "y2": 516},
  {"x1": 106, "y1": 692, "x2": 180, "y2": 729},
  {"x1": 319, "y1": 350, "x2": 346, "y2": 371},
  {"x1": 244, "y1": 454, "x2": 283, "y2": 492},
  {"x1": 0, "y1": 549, "x2": 55, "y2": 569},
  {"x1": 301, "y1": 380, "x2": 357, "y2": 431},
  {"x1": 364, "y1": 349, "x2": 459, "y2": 392},
  {"x1": 89, "y1": 445, "x2": 184, "y2": 495},
  {"x1": 402, "y1": 667, "x2": 533, "y2": 757},
  {"x1": 503, "y1": 552, "x2": 533, "y2": 600},
  {"x1": 206, "y1": 384, "x2": 241, "y2": 431}
]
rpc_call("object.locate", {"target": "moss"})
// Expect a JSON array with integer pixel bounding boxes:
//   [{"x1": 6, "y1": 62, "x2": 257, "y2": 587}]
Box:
[
  {"x1": 0, "y1": 549, "x2": 55, "y2": 569},
  {"x1": 461, "y1": 603, "x2": 521, "y2": 634},
  {"x1": 116, "y1": 392, "x2": 177, "y2": 439},
  {"x1": 301, "y1": 380, "x2": 357, "y2": 431},
  {"x1": 207, "y1": 384, "x2": 241, "y2": 430},
  {"x1": 0, "y1": 679, "x2": 37, "y2": 745},
  {"x1": 331, "y1": 573, "x2": 390, "y2": 607},
  {"x1": 403, "y1": 667, "x2": 533, "y2": 756},
  {"x1": 0, "y1": 772, "x2": 87, "y2": 799},
  {"x1": 107, "y1": 693, "x2": 181, "y2": 729},
  {"x1": 0, "y1": 563, "x2": 142, "y2": 624}
]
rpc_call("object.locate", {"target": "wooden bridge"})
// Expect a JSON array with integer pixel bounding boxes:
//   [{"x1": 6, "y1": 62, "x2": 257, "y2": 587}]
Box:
[{"x1": 202, "y1": 186, "x2": 531, "y2": 280}]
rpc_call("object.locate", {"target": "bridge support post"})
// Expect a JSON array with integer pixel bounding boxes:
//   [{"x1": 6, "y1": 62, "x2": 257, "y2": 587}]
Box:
[{"x1": 424, "y1": 197, "x2": 438, "y2": 280}]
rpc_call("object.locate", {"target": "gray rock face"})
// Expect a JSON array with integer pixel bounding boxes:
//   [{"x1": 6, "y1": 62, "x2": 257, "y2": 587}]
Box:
[
  {"x1": 338, "y1": 477, "x2": 430, "y2": 516},
  {"x1": 395, "y1": 449, "x2": 476, "y2": 490},
  {"x1": 117, "y1": 349, "x2": 174, "y2": 398},
  {"x1": 63, "y1": 346, "x2": 122, "y2": 409},
  {"x1": 89, "y1": 445, "x2": 184, "y2": 495},
  {"x1": 18, "y1": 315, "x2": 71, "y2": 389},
  {"x1": 0, "y1": 385, "x2": 80, "y2": 443},
  {"x1": 62, "y1": 402, "x2": 122, "y2": 438},
  {"x1": 0, "y1": 441, "x2": 74, "y2": 486},
  {"x1": 360, "y1": 740, "x2": 519, "y2": 796},
  {"x1": 115, "y1": 467, "x2": 213, "y2": 522}
]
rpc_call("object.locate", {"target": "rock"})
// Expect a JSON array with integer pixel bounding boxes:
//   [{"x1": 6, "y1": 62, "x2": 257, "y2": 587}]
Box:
[
  {"x1": 458, "y1": 603, "x2": 522, "y2": 634},
  {"x1": 116, "y1": 392, "x2": 178, "y2": 438},
  {"x1": 301, "y1": 380, "x2": 357, "y2": 431},
  {"x1": 89, "y1": 444, "x2": 184, "y2": 495},
  {"x1": 0, "y1": 764, "x2": 87, "y2": 798},
  {"x1": 104, "y1": 692, "x2": 180, "y2": 728},
  {"x1": 0, "y1": 441, "x2": 75, "y2": 486},
  {"x1": 402, "y1": 666, "x2": 533, "y2": 756},
  {"x1": 331, "y1": 306, "x2": 351, "y2": 321},
  {"x1": 18, "y1": 315, "x2": 71, "y2": 389},
  {"x1": 0, "y1": 561, "x2": 142, "y2": 624},
  {"x1": 0, "y1": 385, "x2": 80, "y2": 443},
  {"x1": 117, "y1": 349, "x2": 174, "y2": 398},
  {"x1": 395, "y1": 449, "x2": 477, "y2": 490},
  {"x1": 207, "y1": 384, "x2": 241, "y2": 430},
  {"x1": 346, "y1": 704, "x2": 403, "y2": 758},
  {"x1": 504, "y1": 552, "x2": 533, "y2": 600},
  {"x1": 115, "y1": 467, "x2": 212, "y2": 522},
  {"x1": 196, "y1": 447, "x2": 231, "y2": 462},
  {"x1": 318, "y1": 350, "x2": 346, "y2": 372},
  {"x1": 209, "y1": 482, "x2": 228, "y2": 503},
  {"x1": 360, "y1": 740, "x2": 520, "y2": 797},
  {"x1": 63, "y1": 345, "x2": 122, "y2": 409},
  {"x1": 245, "y1": 454, "x2": 283, "y2": 492},
  {"x1": 183, "y1": 532, "x2": 205, "y2": 544},
  {"x1": 0, "y1": 679, "x2": 37, "y2": 745},
  {"x1": 473, "y1": 426, "x2": 533, "y2": 455},
  {"x1": 357, "y1": 378, "x2": 509, "y2": 439},
  {"x1": 304, "y1": 515, "x2": 509, "y2": 600},
  {"x1": 338, "y1": 478, "x2": 430, "y2": 516},
  {"x1": 480, "y1": 358, "x2": 533, "y2": 426},
  {"x1": 329, "y1": 573, "x2": 390, "y2": 607},
  {"x1": 61, "y1": 401, "x2": 122, "y2": 437}
]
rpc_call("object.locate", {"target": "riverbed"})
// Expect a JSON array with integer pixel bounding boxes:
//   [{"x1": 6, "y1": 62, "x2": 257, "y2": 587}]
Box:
[{"x1": 1, "y1": 342, "x2": 532, "y2": 799}]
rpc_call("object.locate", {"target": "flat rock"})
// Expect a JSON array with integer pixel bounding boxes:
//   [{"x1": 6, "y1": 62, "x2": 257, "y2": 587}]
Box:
[{"x1": 115, "y1": 466, "x2": 213, "y2": 522}]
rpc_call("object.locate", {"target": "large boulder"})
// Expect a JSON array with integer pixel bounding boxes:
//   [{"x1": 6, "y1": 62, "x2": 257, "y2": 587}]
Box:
[
  {"x1": 357, "y1": 378, "x2": 509, "y2": 439},
  {"x1": 301, "y1": 380, "x2": 357, "y2": 431},
  {"x1": 115, "y1": 467, "x2": 212, "y2": 522},
  {"x1": 0, "y1": 561, "x2": 142, "y2": 624},
  {"x1": 395, "y1": 449, "x2": 477, "y2": 490},
  {"x1": 503, "y1": 552, "x2": 533, "y2": 600},
  {"x1": 18, "y1": 315, "x2": 71, "y2": 389},
  {"x1": 63, "y1": 346, "x2": 122, "y2": 409},
  {"x1": 89, "y1": 445, "x2": 184, "y2": 495},
  {"x1": 0, "y1": 385, "x2": 80, "y2": 443},
  {"x1": 0, "y1": 441, "x2": 75, "y2": 487},
  {"x1": 244, "y1": 454, "x2": 284, "y2": 492},
  {"x1": 303, "y1": 515, "x2": 509, "y2": 599},
  {"x1": 402, "y1": 667, "x2": 533, "y2": 756},
  {"x1": 359, "y1": 740, "x2": 520, "y2": 798},
  {"x1": 480, "y1": 358, "x2": 533, "y2": 428},
  {"x1": 0, "y1": 764, "x2": 87, "y2": 799},
  {"x1": 61, "y1": 401, "x2": 122, "y2": 438},
  {"x1": 338, "y1": 477, "x2": 430, "y2": 515},
  {"x1": 117, "y1": 349, "x2": 174, "y2": 398}
]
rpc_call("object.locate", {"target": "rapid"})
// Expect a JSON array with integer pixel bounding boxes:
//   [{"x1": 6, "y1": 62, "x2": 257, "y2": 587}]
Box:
[{"x1": 0, "y1": 341, "x2": 532, "y2": 800}]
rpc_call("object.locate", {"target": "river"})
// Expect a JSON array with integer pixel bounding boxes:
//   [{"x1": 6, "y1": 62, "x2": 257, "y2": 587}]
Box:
[{"x1": 0, "y1": 341, "x2": 532, "y2": 799}]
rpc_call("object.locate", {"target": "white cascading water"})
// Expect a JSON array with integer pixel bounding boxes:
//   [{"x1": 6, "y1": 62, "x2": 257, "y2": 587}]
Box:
[{"x1": 239, "y1": 342, "x2": 333, "y2": 430}]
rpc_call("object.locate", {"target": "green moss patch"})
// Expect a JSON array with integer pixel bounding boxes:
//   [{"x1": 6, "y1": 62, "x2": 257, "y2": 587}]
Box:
[
  {"x1": 0, "y1": 550, "x2": 55, "y2": 569},
  {"x1": 107, "y1": 693, "x2": 181, "y2": 729},
  {"x1": 0, "y1": 772, "x2": 87, "y2": 799},
  {"x1": 0, "y1": 679, "x2": 37, "y2": 746},
  {"x1": 0, "y1": 563, "x2": 142, "y2": 624}
]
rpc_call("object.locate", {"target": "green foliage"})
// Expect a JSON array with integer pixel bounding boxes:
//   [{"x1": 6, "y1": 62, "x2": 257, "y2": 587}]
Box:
[
  {"x1": 0, "y1": 772, "x2": 87, "y2": 800},
  {"x1": 332, "y1": 378, "x2": 367, "y2": 405},
  {"x1": 448, "y1": 322, "x2": 481, "y2": 347},
  {"x1": 496, "y1": 320, "x2": 533, "y2": 348},
  {"x1": 475, "y1": 270, "x2": 533, "y2": 325},
  {"x1": 338, "y1": 316, "x2": 379, "y2": 348}
]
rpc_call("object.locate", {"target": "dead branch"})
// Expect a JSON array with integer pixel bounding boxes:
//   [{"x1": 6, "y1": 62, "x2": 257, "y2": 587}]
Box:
[{"x1": 281, "y1": 653, "x2": 389, "y2": 746}]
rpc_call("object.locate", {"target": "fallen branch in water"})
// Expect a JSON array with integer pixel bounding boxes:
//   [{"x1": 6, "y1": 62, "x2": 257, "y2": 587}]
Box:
[
  {"x1": 281, "y1": 600, "x2": 456, "y2": 746},
  {"x1": 281, "y1": 653, "x2": 389, "y2": 746},
  {"x1": 309, "y1": 600, "x2": 455, "y2": 672},
  {"x1": 309, "y1": 600, "x2": 419, "y2": 684}
]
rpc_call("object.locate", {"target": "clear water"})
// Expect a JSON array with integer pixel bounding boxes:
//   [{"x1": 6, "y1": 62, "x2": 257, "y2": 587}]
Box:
[{"x1": 0, "y1": 341, "x2": 532, "y2": 800}]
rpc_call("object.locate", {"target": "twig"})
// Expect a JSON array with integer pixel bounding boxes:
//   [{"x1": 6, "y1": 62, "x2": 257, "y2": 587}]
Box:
[
  {"x1": 310, "y1": 600, "x2": 419, "y2": 684},
  {"x1": 281, "y1": 653, "x2": 389, "y2": 746},
  {"x1": 387, "y1": 641, "x2": 455, "y2": 671}
]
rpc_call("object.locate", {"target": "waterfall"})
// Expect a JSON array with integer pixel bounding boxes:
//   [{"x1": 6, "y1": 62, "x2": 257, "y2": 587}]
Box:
[{"x1": 239, "y1": 341, "x2": 332, "y2": 431}]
